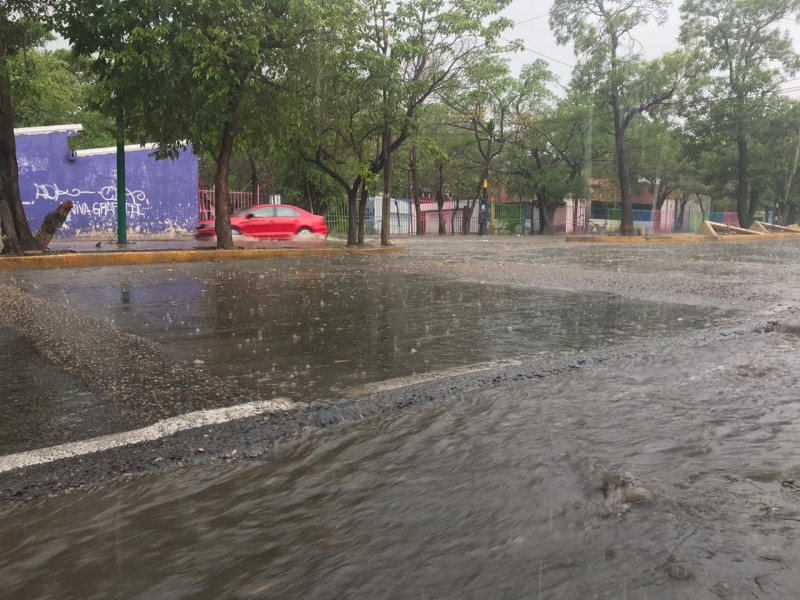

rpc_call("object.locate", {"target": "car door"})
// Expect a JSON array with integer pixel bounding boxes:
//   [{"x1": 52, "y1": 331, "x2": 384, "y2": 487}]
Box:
[
  {"x1": 273, "y1": 205, "x2": 302, "y2": 238},
  {"x1": 241, "y1": 206, "x2": 275, "y2": 237}
]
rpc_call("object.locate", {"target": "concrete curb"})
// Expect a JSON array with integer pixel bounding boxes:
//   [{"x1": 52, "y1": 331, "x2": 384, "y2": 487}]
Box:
[
  {"x1": 567, "y1": 233, "x2": 800, "y2": 244},
  {"x1": 566, "y1": 235, "x2": 709, "y2": 243},
  {"x1": 0, "y1": 245, "x2": 404, "y2": 270}
]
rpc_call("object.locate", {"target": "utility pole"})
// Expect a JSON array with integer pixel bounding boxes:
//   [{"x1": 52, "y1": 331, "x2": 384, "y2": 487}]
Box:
[
  {"x1": 116, "y1": 111, "x2": 127, "y2": 245},
  {"x1": 478, "y1": 178, "x2": 489, "y2": 236}
]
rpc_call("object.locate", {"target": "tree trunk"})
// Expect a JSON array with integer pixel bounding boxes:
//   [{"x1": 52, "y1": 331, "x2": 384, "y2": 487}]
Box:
[
  {"x1": 436, "y1": 165, "x2": 446, "y2": 235},
  {"x1": 305, "y1": 181, "x2": 317, "y2": 215},
  {"x1": 0, "y1": 36, "x2": 37, "y2": 256},
  {"x1": 463, "y1": 199, "x2": 477, "y2": 234},
  {"x1": 537, "y1": 195, "x2": 556, "y2": 234},
  {"x1": 787, "y1": 202, "x2": 798, "y2": 225},
  {"x1": 748, "y1": 186, "x2": 759, "y2": 227},
  {"x1": 735, "y1": 121, "x2": 752, "y2": 228},
  {"x1": 450, "y1": 198, "x2": 459, "y2": 235},
  {"x1": 676, "y1": 195, "x2": 688, "y2": 230},
  {"x1": 611, "y1": 91, "x2": 635, "y2": 236},
  {"x1": 381, "y1": 124, "x2": 393, "y2": 246},
  {"x1": 537, "y1": 198, "x2": 546, "y2": 234},
  {"x1": 546, "y1": 201, "x2": 558, "y2": 235},
  {"x1": 249, "y1": 154, "x2": 259, "y2": 205},
  {"x1": 214, "y1": 120, "x2": 236, "y2": 249},
  {"x1": 34, "y1": 201, "x2": 74, "y2": 250},
  {"x1": 411, "y1": 145, "x2": 423, "y2": 235},
  {"x1": 655, "y1": 184, "x2": 670, "y2": 211},
  {"x1": 545, "y1": 205, "x2": 558, "y2": 235},
  {"x1": 358, "y1": 181, "x2": 368, "y2": 245},
  {"x1": 346, "y1": 185, "x2": 358, "y2": 246}
]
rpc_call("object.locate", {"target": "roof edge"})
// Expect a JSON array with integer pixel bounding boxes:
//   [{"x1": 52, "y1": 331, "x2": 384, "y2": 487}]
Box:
[
  {"x1": 74, "y1": 143, "x2": 159, "y2": 157},
  {"x1": 14, "y1": 124, "x2": 84, "y2": 135}
]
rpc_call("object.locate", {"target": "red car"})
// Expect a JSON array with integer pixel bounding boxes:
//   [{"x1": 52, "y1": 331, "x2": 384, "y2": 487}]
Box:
[{"x1": 196, "y1": 204, "x2": 328, "y2": 240}]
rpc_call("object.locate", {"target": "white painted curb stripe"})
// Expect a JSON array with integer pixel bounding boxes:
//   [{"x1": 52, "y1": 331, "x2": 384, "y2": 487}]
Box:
[
  {"x1": 343, "y1": 357, "x2": 530, "y2": 396},
  {"x1": 0, "y1": 399, "x2": 294, "y2": 474}
]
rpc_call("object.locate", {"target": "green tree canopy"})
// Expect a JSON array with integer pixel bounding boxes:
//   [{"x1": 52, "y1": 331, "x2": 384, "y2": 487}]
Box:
[{"x1": 680, "y1": 0, "x2": 800, "y2": 227}]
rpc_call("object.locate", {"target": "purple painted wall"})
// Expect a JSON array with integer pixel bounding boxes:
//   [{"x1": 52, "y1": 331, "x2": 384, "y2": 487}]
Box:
[{"x1": 15, "y1": 125, "x2": 198, "y2": 237}]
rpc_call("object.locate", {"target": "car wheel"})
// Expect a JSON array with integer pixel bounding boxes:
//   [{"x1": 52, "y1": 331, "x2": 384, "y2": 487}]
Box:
[
  {"x1": 296, "y1": 227, "x2": 314, "y2": 238},
  {"x1": 231, "y1": 227, "x2": 243, "y2": 236}
]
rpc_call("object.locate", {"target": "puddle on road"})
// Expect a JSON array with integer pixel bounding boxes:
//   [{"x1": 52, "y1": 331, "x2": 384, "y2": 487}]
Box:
[
  {"x1": 7, "y1": 260, "x2": 733, "y2": 404},
  {"x1": 1, "y1": 332, "x2": 799, "y2": 599}
]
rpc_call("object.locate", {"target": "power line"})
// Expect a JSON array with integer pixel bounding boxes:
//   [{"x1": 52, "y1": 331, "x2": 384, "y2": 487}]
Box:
[
  {"x1": 503, "y1": 13, "x2": 576, "y2": 73},
  {"x1": 500, "y1": 36, "x2": 575, "y2": 69},
  {"x1": 510, "y1": 13, "x2": 549, "y2": 27}
]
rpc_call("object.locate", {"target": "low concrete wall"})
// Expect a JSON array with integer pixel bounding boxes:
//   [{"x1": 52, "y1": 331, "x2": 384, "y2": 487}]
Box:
[{"x1": 15, "y1": 124, "x2": 199, "y2": 238}]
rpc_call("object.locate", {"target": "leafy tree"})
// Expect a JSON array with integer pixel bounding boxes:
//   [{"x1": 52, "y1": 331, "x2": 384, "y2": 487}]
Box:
[
  {"x1": 10, "y1": 48, "x2": 115, "y2": 148},
  {"x1": 550, "y1": 0, "x2": 688, "y2": 235},
  {"x1": 681, "y1": 0, "x2": 800, "y2": 228},
  {"x1": 366, "y1": 0, "x2": 514, "y2": 244},
  {"x1": 291, "y1": 0, "x2": 383, "y2": 245},
  {"x1": 627, "y1": 122, "x2": 683, "y2": 210},
  {"x1": 746, "y1": 97, "x2": 800, "y2": 224},
  {"x1": 507, "y1": 85, "x2": 605, "y2": 234},
  {"x1": 293, "y1": 0, "x2": 511, "y2": 245},
  {"x1": 10, "y1": 48, "x2": 80, "y2": 127},
  {"x1": 58, "y1": 0, "x2": 320, "y2": 248},
  {"x1": 397, "y1": 103, "x2": 452, "y2": 234},
  {"x1": 772, "y1": 101, "x2": 800, "y2": 223},
  {"x1": 443, "y1": 54, "x2": 519, "y2": 234}
]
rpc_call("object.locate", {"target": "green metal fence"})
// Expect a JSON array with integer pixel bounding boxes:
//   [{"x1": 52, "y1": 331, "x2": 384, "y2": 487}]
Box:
[
  {"x1": 688, "y1": 211, "x2": 704, "y2": 232},
  {"x1": 325, "y1": 210, "x2": 350, "y2": 235},
  {"x1": 492, "y1": 203, "x2": 525, "y2": 235}
]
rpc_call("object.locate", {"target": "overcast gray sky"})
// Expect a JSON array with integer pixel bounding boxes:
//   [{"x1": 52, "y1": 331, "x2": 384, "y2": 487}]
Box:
[{"x1": 500, "y1": 0, "x2": 800, "y2": 97}]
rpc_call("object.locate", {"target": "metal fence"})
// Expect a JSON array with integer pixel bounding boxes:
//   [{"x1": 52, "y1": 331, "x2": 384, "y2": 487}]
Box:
[
  {"x1": 197, "y1": 190, "x2": 742, "y2": 236},
  {"x1": 325, "y1": 210, "x2": 350, "y2": 235},
  {"x1": 198, "y1": 188, "x2": 257, "y2": 221},
  {"x1": 409, "y1": 203, "x2": 523, "y2": 235},
  {"x1": 324, "y1": 198, "x2": 414, "y2": 236},
  {"x1": 493, "y1": 203, "x2": 525, "y2": 234},
  {"x1": 708, "y1": 211, "x2": 740, "y2": 227},
  {"x1": 413, "y1": 207, "x2": 480, "y2": 234},
  {"x1": 587, "y1": 206, "x2": 739, "y2": 234}
]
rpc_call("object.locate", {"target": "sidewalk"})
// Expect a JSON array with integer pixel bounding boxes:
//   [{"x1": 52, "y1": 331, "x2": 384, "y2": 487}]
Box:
[
  {"x1": 1, "y1": 235, "x2": 401, "y2": 270},
  {"x1": 46, "y1": 235, "x2": 349, "y2": 253}
]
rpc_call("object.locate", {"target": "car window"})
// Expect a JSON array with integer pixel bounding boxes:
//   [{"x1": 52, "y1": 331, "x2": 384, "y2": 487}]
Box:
[
  {"x1": 250, "y1": 206, "x2": 275, "y2": 218},
  {"x1": 275, "y1": 206, "x2": 300, "y2": 217}
]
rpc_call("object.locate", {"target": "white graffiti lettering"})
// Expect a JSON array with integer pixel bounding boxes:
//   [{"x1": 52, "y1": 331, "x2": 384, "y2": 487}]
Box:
[
  {"x1": 32, "y1": 183, "x2": 151, "y2": 219},
  {"x1": 34, "y1": 184, "x2": 92, "y2": 203},
  {"x1": 71, "y1": 202, "x2": 92, "y2": 216}
]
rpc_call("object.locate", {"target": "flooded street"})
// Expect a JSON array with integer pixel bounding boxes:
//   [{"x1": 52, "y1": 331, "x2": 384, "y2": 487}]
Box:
[
  {"x1": 2, "y1": 238, "x2": 800, "y2": 598},
  {"x1": 6, "y1": 260, "x2": 729, "y2": 403}
]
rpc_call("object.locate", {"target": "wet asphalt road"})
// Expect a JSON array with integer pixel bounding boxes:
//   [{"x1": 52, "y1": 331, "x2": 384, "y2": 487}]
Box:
[{"x1": 2, "y1": 236, "x2": 800, "y2": 598}]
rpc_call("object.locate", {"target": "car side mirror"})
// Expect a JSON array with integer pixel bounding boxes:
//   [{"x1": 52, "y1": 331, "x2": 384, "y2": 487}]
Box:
[{"x1": 246, "y1": 213, "x2": 255, "y2": 219}]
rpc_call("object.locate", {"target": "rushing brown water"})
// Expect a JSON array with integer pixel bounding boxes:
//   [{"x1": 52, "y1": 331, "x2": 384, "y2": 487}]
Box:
[{"x1": 1, "y1": 330, "x2": 799, "y2": 599}]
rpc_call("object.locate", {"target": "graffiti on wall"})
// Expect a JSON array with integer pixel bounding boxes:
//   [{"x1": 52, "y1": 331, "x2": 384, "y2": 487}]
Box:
[
  {"x1": 15, "y1": 127, "x2": 198, "y2": 236},
  {"x1": 32, "y1": 183, "x2": 151, "y2": 219}
]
